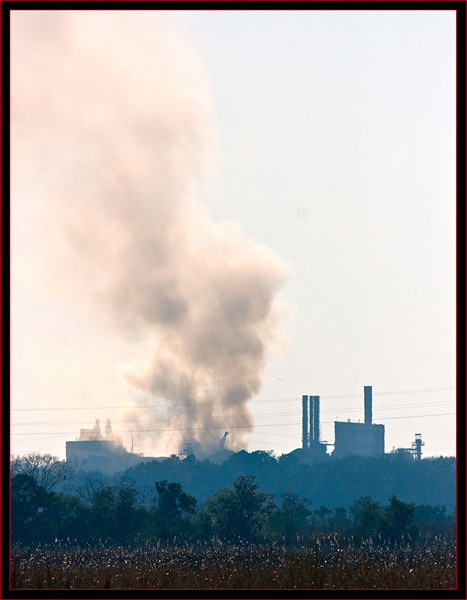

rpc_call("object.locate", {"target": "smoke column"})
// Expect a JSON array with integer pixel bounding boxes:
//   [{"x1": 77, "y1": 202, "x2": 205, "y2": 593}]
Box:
[{"x1": 11, "y1": 11, "x2": 289, "y2": 456}]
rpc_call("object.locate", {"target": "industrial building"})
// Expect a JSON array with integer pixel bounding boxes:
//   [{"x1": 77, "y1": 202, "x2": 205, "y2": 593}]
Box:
[
  {"x1": 66, "y1": 419, "x2": 155, "y2": 474},
  {"x1": 332, "y1": 386, "x2": 385, "y2": 458},
  {"x1": 389, "y1": 433, "x2": 425, "y2": 461},
  {"x1": 299, "y1": 386, "x2": 392, "y2": 459},
  {"x1": 63, "y1": 386, "x2": 425, "y2": 473}
]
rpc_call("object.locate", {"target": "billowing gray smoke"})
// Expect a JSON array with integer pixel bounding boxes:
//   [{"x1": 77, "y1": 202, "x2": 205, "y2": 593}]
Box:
[{"x1": 11, "y1": 11, "x2": 289, "y2": 456}]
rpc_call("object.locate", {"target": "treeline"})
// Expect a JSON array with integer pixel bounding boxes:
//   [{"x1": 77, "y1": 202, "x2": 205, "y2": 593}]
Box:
[
  {"x1": 16, "y1": 449, "x2": 455, "y2": 512},
  {"x1": 112, "y1": 450, "x2": 456, "y2": 511},
  {"x1": 11, "y1": 472, "x2": 455, "y2": 548}
]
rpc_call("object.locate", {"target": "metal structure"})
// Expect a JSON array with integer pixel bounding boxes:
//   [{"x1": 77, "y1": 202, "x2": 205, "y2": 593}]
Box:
[
  {"x1": 364, "y1": 385, "x2": 372, "y2": 425},
  {"x1": 391, "y1": 433, "x2": 425, "y2": 460},
  {"x1": 412, "y1": 433, "x2": 424, "y2": 461},
  {"x1": 313, "y1": 395, "x2": 320, "y2": 444},
  {"x1": 301, "y1": 394, "x2": 327, "y2": 456},
  {"x1": 302, "y1": 395, "x2": 308, "y2": 449},
  {"x1": 216, "y1": 431, "x2": 229, "y2": 454},
  {"x1": 209, "y1": 431, "x2": 229, "y2": 460},
  {"x1": 332, "y1": 386, "x2": 385, "y2": 458}
]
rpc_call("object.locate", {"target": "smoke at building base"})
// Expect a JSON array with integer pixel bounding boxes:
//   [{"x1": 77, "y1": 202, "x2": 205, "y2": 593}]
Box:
[{"x1": 11, "y1": 11, "x2": 290, "y2": 457}]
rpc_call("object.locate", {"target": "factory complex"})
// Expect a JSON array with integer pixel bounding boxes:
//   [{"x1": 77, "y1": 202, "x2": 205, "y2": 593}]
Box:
[
  {"x1": 65, "y1": 385, "x2": 425, "y2": 473},
  {"x1": 65, "y1": 419, "x2": 156, "y2": 474}
]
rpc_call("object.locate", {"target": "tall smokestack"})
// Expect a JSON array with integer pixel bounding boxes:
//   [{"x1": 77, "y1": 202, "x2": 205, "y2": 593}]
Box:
[
  {"x1": 364, "y1": 386, "x2": 372, "y2": 425},
  {"x1": 302, "y1": 395, "x2": 308, "y2": 449},
  {"x1": 313, "y1": 395, "x2": 320, "y2": 443},
  {"x1": 309, "y1": 395, "x2": 314, "y2": 444}
]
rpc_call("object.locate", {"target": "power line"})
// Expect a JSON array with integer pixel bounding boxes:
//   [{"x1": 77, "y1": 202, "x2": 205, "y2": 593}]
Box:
[
  {"x1": 10, "y1": 410, "x2": 456, "y2": 437},
  {"x1": 376, "y1": 412, "x2": 455, "y2": 420},
  {"x1": 10, "y1": 356, "x2": 456, "y2": 385},
  {"x1": 11, "y1": 400, "x2": 456, "y2": 428},
  {"x1": 266, "y1": 357, "x2": 455, "y2": 370},
  {"x1": 374, "y1": 387, "x2": 455, "y2": 396},
  {"x1": 321, "y1": 400, "x2": 455, "y2": 413},
  {"x1": 10, "y1": 386, "x2": 455, "y2": 412},
  {"x1": 11, "y1": 422, "x2": 297, "y2": 436},
  {"x1": 11, "y1": 412, "x2": 296, "y2": 427}
]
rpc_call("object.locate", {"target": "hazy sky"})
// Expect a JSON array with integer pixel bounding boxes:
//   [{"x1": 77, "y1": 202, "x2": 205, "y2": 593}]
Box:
[{"x1": 11, "y1": 9, "x2": 456, "y2": 460}]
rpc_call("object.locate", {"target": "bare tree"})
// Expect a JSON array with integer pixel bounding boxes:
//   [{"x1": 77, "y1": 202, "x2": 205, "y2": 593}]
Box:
[
  {"x1": 76, "y1": 477, "x2": 107, "y2": 506},
  {"x1": 11, "y1": 453, "x2": 71, "y2": 492}
]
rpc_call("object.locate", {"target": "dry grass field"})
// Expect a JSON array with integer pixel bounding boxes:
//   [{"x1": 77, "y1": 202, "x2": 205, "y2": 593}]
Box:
[{"x1": 10, "y1": 536, "x2": 456, "y2": 590}]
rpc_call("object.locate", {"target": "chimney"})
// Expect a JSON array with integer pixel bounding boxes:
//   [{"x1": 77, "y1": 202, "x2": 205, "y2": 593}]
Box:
[
  {"x1": 364, "y1": 386, "x2": 372, "y2": 425},
  {"x1": 309, "y1": 395, "x2": 314, "y2": 444},
  {"x1": 313, "y1": 396, "x2": 320, "y2": 443},
  {"x1": 302, "y1": 395, "x2": 308, "y2": 449}
]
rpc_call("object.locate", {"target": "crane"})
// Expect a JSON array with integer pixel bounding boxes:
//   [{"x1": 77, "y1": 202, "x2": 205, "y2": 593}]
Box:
[{"x1": 210, "y1": 431, "x2": 229, "y2": 459}]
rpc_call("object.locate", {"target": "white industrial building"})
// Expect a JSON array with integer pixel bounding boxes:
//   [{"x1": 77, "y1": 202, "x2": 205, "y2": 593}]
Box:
[{"x1": 66, "y1": 419, "x2": 154, "y2": 474}]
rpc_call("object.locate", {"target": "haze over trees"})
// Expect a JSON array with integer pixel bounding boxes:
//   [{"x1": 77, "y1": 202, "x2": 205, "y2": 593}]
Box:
[{"x1": 53, "y1": 449, "x2": 456, "y2": 511}]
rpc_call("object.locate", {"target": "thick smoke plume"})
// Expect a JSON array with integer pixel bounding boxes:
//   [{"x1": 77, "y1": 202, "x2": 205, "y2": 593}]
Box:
[{"x1": 11, "y1": 12, "x2": 289, "y2": 456}]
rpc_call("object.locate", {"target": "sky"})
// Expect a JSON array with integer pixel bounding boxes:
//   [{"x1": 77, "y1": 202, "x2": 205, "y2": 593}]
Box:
[{"x1": 11, "y1": 9, "x2": 457, "y2": 461}]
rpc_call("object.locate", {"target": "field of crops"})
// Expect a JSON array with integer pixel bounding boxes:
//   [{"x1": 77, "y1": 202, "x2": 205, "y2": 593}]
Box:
[{"x1": 10, "y1": 536, "x2": 456, "y2": 590}]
